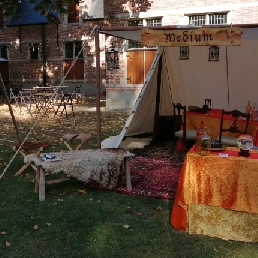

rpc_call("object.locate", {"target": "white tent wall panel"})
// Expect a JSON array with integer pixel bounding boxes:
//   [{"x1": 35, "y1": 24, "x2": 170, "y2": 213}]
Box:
[
  {"x1": 228, "y1": 37, "x2": 258, "y2": 112},
  {"x1": 164, "y1": 46, "x2": 229, "y2": 111}
]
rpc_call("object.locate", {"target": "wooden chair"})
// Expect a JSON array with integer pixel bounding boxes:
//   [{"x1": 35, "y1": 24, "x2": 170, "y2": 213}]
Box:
[
  {"x1": 54, "y1": 93, "x2": 75, "y2": 119},
  {"x1": 71, "y1": 85, "x2": 82, "y2": 103},
  {"x1": 60, "y1": 133, "x2": 91, "y2": 150},
  {"x1": 218, "y1": 109, "x2": 250, "y2": 146},
  {"x1": 173, "y1": 103, "x2": 197, "y2": 156}
]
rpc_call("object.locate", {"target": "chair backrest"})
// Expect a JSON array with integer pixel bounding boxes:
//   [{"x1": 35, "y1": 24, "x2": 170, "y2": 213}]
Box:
[
  {"x1": 173, "y1": 103, "x2": 186, "y2": 140},
  {"x1": 218, "y1": 109, "x2": 250, "y2": 141},
  {"x1": 9, "y1": 88, "x2": 19, "y2": 103}
]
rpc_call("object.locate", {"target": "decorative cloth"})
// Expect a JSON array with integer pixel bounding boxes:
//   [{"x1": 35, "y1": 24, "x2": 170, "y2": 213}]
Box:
[
  {"x1": 171, "y1": 146, "x2": 258, "y2": 242},
  {"x1": 24, "y1": 149, "x2": 125, "y2": 189}
]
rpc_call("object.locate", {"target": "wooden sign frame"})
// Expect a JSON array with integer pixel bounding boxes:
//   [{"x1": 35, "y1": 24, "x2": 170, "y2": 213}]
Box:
[{"x1": 141, "y1": 27, "x2": 242, "y2": 47}]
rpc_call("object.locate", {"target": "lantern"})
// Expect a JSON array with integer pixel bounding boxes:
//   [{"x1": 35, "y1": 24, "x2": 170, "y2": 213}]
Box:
[{"x1": 106, "y1": 42, "x2": 119, "y2": 70}]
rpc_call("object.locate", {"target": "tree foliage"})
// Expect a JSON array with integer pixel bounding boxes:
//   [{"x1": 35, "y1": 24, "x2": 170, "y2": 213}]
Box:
[{"x1": 0, "y1": 0, "x2": 81, "y2": 22}]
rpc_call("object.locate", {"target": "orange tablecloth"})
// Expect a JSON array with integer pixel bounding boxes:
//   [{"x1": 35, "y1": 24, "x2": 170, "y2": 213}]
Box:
[
  {"x1": 171, "y1": 147, "x2": 258, "y2": 241},
  {"x1": 186, "y1": 108, "x2": 258, "y2": 145}
]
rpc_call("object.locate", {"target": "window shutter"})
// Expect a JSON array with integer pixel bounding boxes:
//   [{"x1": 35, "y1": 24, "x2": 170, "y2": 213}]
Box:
[{"x1": 68, "y1": 3, "x2": 79, "y2": 23}]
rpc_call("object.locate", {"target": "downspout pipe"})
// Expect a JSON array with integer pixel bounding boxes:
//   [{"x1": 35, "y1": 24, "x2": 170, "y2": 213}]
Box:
[{"x1": 41, "y1": 24, "x2": 47, "y2": 86}]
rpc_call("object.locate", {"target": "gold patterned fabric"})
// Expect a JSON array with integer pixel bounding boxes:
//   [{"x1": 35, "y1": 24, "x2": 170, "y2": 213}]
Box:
[
  {"x1": 188, "y1": 204, "x2": 258, "y2": 242},
  {"x1": 171, "y1": 147, "x2": 258, "y2": 242},
  {"x1": 186, "y1": 108, "x2": 258, "y2": 145}
]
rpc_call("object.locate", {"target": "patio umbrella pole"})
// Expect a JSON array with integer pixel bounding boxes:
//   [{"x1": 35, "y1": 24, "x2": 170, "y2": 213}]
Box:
[{"x1": 0, "y1": 74, "x2": 22, "y2": 143}]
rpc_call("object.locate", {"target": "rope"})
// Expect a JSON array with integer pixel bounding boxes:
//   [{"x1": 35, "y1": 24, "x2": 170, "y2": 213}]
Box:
[{"x1": 0, "y1": 25, "x2": 98, "y2": 180}]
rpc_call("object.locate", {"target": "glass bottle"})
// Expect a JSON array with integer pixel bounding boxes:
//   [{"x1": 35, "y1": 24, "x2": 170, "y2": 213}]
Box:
[
  {"x1": 197, "y1": 127, "x2": 211, "y2": 156},
  {"x1": 246, "y1": 100, "x2": 252, "y2": 115},
  {"x1": 195, "y1": 120, "x2": 204, "y2": 154},
  {"x1": 252, "y1": 102, "x2": 257, "y2": 121}
]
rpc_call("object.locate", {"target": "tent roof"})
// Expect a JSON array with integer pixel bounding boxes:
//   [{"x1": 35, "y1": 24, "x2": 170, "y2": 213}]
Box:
[{"x1": 7, "y1": 0, "x2": 58, "y2": 27}]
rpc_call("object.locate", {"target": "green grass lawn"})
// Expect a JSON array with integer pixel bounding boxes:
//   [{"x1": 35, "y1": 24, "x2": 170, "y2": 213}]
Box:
[{"x1": 0, "y1": 107, "x2": 258, "y2": 257}]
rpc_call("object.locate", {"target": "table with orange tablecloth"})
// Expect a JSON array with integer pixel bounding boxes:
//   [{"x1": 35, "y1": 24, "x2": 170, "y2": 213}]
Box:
[
  {"x1": 186, "y1": 108, "x2": 258, "y2": 145},
  {"x1": 171, "y1": 147, "x2": 258, "y2": 242}
]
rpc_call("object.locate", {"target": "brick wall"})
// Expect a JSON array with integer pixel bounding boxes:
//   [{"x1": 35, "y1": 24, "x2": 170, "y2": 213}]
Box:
[{"x1": 1, "y1": 0, "x2": 258, "y2": 100}]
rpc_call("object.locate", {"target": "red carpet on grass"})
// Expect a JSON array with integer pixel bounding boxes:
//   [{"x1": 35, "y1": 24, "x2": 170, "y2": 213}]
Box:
[
  {"x1": 85, "y1": 141, "x2": 184, "y2": 200},
  {"x1": 116, "y1": 156, "x2": 182, "y2": 199}
]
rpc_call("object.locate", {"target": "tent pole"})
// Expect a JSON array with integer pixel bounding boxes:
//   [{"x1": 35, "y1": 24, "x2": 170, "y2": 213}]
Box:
[
  {"x1": 152, "y1": 55, "x2": 163, "y2": 144},
  {"x1": 0, "y1": 74, "x2": 22, "y2": 143},
  {"x1": 95, "y1": 29, "x2": 101, "y2": 148}
]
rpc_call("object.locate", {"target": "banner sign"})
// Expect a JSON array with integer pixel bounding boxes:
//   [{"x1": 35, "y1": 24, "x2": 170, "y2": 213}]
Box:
[{"x1": 141, "y1": 27, "x2": 242, "y2": 46}]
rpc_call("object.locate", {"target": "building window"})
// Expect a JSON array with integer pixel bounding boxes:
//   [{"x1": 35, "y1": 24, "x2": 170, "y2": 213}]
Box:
[
  {"x1": 68, "y1": 3, "x2": 79, "y2": 23},
  {"x1": 29, "y1": 44, "x2": 39, "y2": 60},
  {"x1": 0, "y1": 45, "x2": 7, "y2": 59},
  {"x1": 128, "y1": 19, "x2": 143, "y2": 48},
  {"x1": 209, "y1": 13, "x2": 227, "y2": 25},
  {"x1": 64, "y1": 41, "x2": 84, "y2": 80},
  {"x1": 64, "y1": 41, "x2": 83, "y2": 59},
  {"x1": 146, "y1": 18, "x2": 162, "y2": 26},
  {"x1": 189, "y1": 13, "x2": 227, "y2": 25},
  {"x1": 128, "y1": 18, "x2": 162, "y2": 48},
  {"x1": 128, "y1": 19, "x2": 143, "y2": 26},
  {"x1": 189, "y1": 15, "x2": 206, "y2": 26}
]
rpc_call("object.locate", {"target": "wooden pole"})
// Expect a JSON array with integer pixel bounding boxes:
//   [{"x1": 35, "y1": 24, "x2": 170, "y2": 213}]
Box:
[
  {"x1": 152, "y1": 55, "x2": 163, "y2": 144},
  {"x1": 95, "y1": 30, "x2": 101, "y2": 148},
  {"x1": 0, "y1": 74, "x2": 22, "y2": 143}
]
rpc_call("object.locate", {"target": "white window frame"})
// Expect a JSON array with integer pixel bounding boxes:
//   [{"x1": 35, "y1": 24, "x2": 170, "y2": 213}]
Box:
[
  {"x1": 188, "y1": 12, "x2": 228, "y2": 25},
  {"x1": 127, "y1": 17, "x2": 162, "y2": 49}
]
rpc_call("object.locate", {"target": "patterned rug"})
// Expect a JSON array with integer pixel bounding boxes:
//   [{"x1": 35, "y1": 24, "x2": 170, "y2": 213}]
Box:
[{"x1": 85, "y1": 141, "x2": 184, "y2": 200}]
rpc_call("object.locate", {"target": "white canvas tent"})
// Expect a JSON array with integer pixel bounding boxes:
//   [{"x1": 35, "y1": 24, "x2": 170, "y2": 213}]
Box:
[{"x1": 100, "y1": 25, "x2": 258, "y2": 148}]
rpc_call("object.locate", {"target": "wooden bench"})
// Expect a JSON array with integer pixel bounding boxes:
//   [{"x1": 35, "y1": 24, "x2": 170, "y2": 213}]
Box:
[{"x1": 25, "y1": 150, "x2": 135, "y2": 201}]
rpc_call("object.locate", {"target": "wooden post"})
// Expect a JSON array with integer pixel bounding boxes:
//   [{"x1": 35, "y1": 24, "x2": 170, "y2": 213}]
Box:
[
  {"x1": 124, "y1": 151, "x2": 135, "y2": 191},
  {"x1": 35, "y1": 166, "x2": 40, "y2": 193},
  {"x1": 95, "y1": 30, "x2": 101, "y2": 148},
  {"x1": 0, "y1": 73, "x2": 22, "y2": 143},
  {"x1": 39, "y1": 167, "x2": 45, "y2": 201},
  {"x1": 152, "y1": 55, "x2": 163, "y2": 144}
]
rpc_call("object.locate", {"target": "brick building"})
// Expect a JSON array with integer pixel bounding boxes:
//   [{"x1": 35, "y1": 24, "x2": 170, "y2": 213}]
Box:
[{"x1": 0, "y1": 0, "x2": 258, "y2": 108}]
